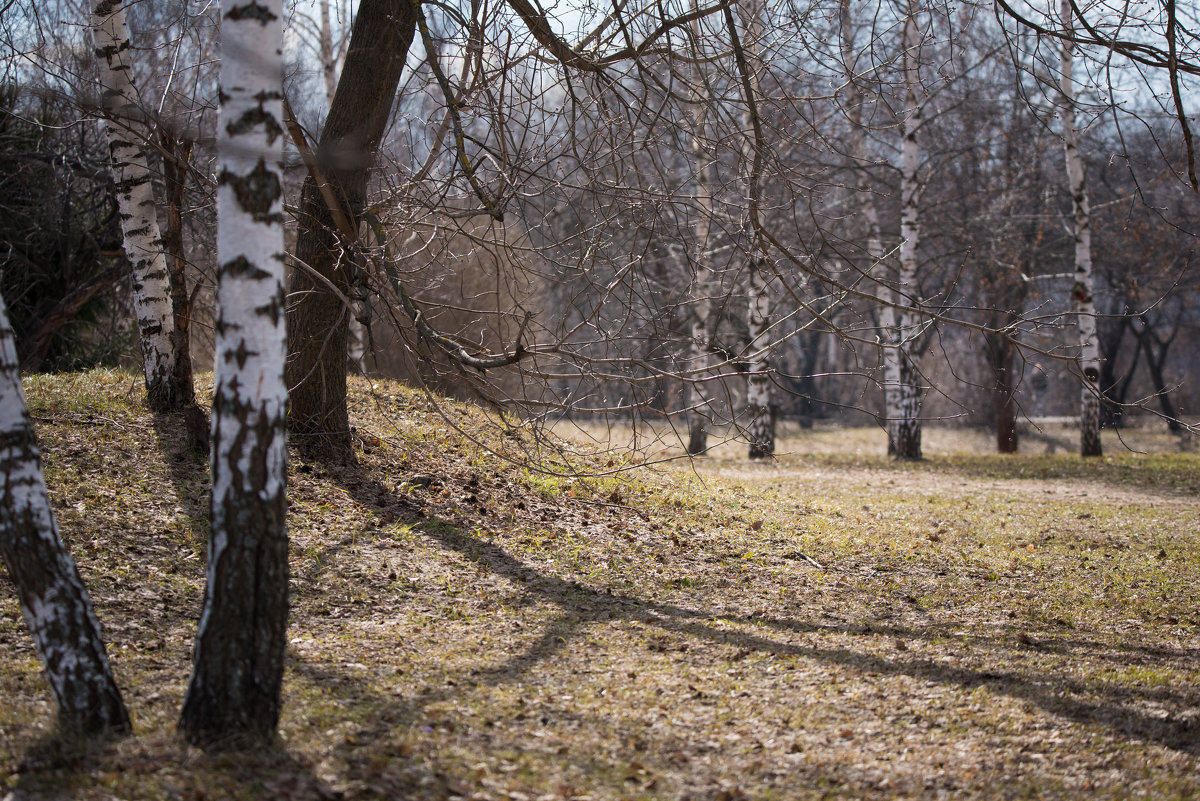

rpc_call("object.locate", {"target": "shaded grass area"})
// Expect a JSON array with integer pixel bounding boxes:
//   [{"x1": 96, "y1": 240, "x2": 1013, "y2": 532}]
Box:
[{"x1": 1, "y1": 369, "x2": 1197, "y2": 800}]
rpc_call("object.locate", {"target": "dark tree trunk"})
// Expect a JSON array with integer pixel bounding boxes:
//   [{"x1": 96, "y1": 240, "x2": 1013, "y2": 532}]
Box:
[
  {"x1": 0, "y1": 293, "x2": 130, "y2": 737},
  {"x1": 286, "y1": 0, "x2": 417, "y2": 462},
  {"x1": 1135, "y1": 317, "x2": 1182, "y2": 432},
  {"x1": 1096, "y1": 313, "x2": 1131, "y2": 427},
  {"x1": 161, "y1": 133, "x2": 196, "y2": 409},
  {"x1": 984, "y1": 328, "x2": 1019, "y2": 453},
  {"x1": 890, "y1": 351, "x2": 922, "y2": 460},
  {"x1": 687, "y1": 418, "x2": 708, "y2": 455}
]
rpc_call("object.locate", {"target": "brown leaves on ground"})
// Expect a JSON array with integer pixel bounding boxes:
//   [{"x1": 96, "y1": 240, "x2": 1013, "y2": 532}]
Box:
[{"x1": 1, "y1": 370, "x2": 1198, "y2": 800}]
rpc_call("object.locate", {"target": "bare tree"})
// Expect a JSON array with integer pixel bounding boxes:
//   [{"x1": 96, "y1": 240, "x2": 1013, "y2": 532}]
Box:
[
  {"x1": 0, "y1": 291, "x2": 130, "y2": 737},
  {"x1": 1058, "y1": 0, "x2": 1102, "y2": 457},
  {"x1": 179, "y1": 0, "x2": 288, "y2": 747},
  {"x1": 736, "y1": 0, "x2": 775, "y2": 459},
  {"x1": 286, "y1": 0, "x2": 417, "y2": 461},
  {"x1": 91, "y1": 0, "x2": 190, "y2": 410}
]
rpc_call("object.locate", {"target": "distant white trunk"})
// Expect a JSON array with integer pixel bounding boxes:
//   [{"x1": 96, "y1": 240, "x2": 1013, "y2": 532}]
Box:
[
  {"x1": 886, "y1": 4, "x2": 924, "y2": 459},
  {"x1": 740, "y1": 0, "x2": 773, "y2": 459},
  {"x1": 179, "y1": 0, "x2": 289, "y2": 747},
  {"x1": 745, "y1": 256, "x2": 773, "y2": 458},
  {"x1": 0, "y1": 293, "x2": 130, "y2": 736},
  {"x1": 347, "y1": 309, "x2": 368, "y2": 374},
  {"x1": 320, "y1": 0, "x2": 338, "y2": 105},
  {"x1": 91, "y1": 1, "x2": 177, "y2": 410},
  {"x1": 1060, "y1": 1, "x2": 1102, "y2": 457},
  {"x1": 685, "y1": 45, "x2": 717, "y2": 456},
  {"x1": 839, "y1": 0, "x2": 896, "y2": 453}
]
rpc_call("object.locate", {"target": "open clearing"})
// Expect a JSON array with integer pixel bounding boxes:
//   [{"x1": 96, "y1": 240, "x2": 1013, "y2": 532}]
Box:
[{"x1": 2, "y1": 371, "x2": 1198, "y2": 800}]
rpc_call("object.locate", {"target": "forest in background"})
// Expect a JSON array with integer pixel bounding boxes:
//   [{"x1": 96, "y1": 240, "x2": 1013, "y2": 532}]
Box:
[{"x1": 2, "y1": 0, "x2": 1197, "y2": 460}]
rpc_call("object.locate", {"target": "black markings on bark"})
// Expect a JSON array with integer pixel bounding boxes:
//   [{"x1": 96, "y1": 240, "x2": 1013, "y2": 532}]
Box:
[
  {"x1": 225, "y1": 108, "x2": 284, "y2": 147},
  {"x1": 0, "y1": 425, "x2": 37, "y2": 451},
  {"x1": 114, "y1": 174, "x2": 152, "y2": 192},
  {"x1": 225, "y1": 2, "x2": 279, "y2": 24},
  {"x1": 221, "y1": 256, "x2": 273, "y2": 282},
  {"x1": 234, "y1": 340, "x2": 252, "y2": 369},
  {"x1": 93, "y1": 40, "x2": 131, "y2": 61},
  {"x1": 180, "y1": 389, "x2": 288, "y2": 747},
  {"x1": 219, "y1": 161, "x2": 283, "y2": 224},
  {"x1": 255, "y1": 289, "x2": 285, "y2": 327}
]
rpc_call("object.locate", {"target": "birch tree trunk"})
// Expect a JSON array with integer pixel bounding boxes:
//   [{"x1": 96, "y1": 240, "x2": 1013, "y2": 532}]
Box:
[
  {"x1": 1060, "y1": 2, "x2": 1102, "y2": 457},
  {"x1": 0, "y1": 293, "x2": 130, "y2": 737},
  {"x1": 739, "y1": 0, "x2": 774, "y2": 460},
  {"x1": 178, "y1": 0, "x2": 289, "y2": 748},
  {"x1": 91, "y1": 1, "x2": 182, "y2": 411},
  {"x1": 745, "y1": 255, "x2": 774, "y2": 458},
  {"x1": 888, "y1": 3, "x2": 924, "y2": 460},
  {"x1": 838, "y1": 0, "x2": 893, "y2": 453},
  {"x1": 685, "y1": 59, "x2": 717, "y2": 456},
  {"x1": 320, "y1": 0, "x2": 338, "y2": 104}
]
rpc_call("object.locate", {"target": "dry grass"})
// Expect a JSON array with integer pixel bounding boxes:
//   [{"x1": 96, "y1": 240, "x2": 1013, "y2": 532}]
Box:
[{"x1": 1, "y1": 369, "x2": 1198, "y2": 800}]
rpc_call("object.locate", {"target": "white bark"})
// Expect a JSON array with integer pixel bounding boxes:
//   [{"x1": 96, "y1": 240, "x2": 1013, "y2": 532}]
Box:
[
  {"x1": 180, "y1": 0, "x2": 289, "y2": 746},
  {"x1": 839, "y1": 0, "x2": 896, "y2": 452},
  {"x1": 320, "y1": 0, "x2": 338, "y2": 106},
  {"x1": 1061, "y1": 0, "x2": 1102, "y2": 457},
  {"x1": 886, "y1": 3, "x2": 924, "y2": 459},
  {"x1": 0, "y1": 293, "x2": 130, "y2": 735},
  {"x1": 208, "y1": 0, "x2": 288, "y2": 580},
  {"x1": 91, "y1": 0, "x2": 177, "y2": 410},
  {"x1": 685, "y1": 34, "x2": 717, "y2": 456},
  {"x1": 740, "y1": 0, "x2": 773, "y2": 459}
]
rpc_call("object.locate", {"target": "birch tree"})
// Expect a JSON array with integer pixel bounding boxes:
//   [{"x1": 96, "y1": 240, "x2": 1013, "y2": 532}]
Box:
[
  {"x1": 837, "y1": 0, "x2": 891, "y2": 446},
  {"x1": 684, "y1": 21, "x2": 719, "y2": 457},
  {"x1": 1059, "y1": 0, "x2": 1102, "y2": 457},
  {"x1": 884, "y1": 0, "x2": 925, "y2": 460},
  {"x1": 0, "y1": 292, "x2": 130, "y2": 737},
  {"x1": 178, "y1": 0, "x2": 289, "y2": 747},
  {"x1": 737, "y1": 0, "x2": 775, "y2": 460},
  {"x1": 91, "y1": 0, "x2": 186, "y2": 411}
]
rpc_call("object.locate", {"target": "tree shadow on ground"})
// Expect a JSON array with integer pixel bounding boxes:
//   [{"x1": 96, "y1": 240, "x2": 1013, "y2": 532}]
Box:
[
  {"x1": 322, "y1": 461, "x2": 1200, "y2": 758},
  {"x1": 7, "y1": 727, "x2": 344, "y2": 801},
  {"x1": 428, "y1": 523, "x2": 1200, "y2": 754},
  {"x1": 150, "y1": 409, "x2": 211, "y2": 546}
]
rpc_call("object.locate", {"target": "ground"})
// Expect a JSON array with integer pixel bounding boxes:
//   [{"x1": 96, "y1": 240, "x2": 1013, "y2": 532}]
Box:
[{"x1": 1, "y1": 370, "x2": 1198, "y2": 800}]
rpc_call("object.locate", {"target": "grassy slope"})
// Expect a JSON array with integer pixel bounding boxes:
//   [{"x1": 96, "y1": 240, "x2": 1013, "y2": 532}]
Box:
[{"x1": 1, "y1": 369, "x2": 1198, "y2": 800}]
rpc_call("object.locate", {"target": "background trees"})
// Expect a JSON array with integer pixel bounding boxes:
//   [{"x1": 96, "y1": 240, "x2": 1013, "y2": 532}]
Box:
[{"x1": 0, "y1": 0, "x2": 1195, "y2": 459}]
